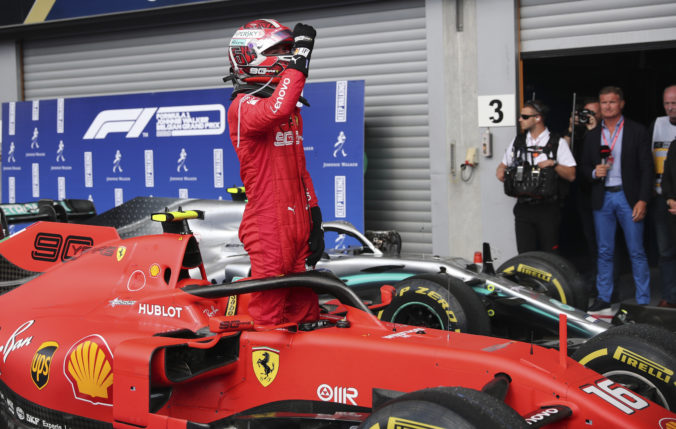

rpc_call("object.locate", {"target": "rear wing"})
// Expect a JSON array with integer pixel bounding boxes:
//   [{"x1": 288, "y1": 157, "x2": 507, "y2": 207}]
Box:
[{"x1": 0, "y1": 199, "x2": 96, "y2": 239}]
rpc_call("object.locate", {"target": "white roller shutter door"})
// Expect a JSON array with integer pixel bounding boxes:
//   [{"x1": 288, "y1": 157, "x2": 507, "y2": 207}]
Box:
[
  {"x1": 520, "y1": 0, "x2": 676, "y2": 54},
  {"x1": 22, "y1": 0, "x2": 432, "y2": 253}
]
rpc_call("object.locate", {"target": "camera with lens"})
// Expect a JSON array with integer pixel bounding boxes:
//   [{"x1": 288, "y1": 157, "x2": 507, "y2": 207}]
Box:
[{"x1": 576, "y1": 108, "x2": 595, "y2": 124}]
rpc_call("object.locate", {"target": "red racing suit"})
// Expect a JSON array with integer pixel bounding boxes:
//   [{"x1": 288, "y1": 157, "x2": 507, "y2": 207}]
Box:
[{"x1": 228, "y1": 68, "x2": 319, "y2": 325}]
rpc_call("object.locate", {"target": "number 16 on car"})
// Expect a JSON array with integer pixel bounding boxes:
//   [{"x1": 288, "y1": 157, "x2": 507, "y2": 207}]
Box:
[{"x1": 582, "y1": 378, "x2": 649, "y2": 415}]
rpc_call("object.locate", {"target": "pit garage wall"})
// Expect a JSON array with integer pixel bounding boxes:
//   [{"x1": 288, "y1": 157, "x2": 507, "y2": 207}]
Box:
[
  {"x1": 0, "y1": 42, "x2": 19, "y2": 104},
  {"x1": 520, "y1": 0, "x2": 676, "y2": 53},
  {"x1": 14, "y1": 0, "x2": 436, "y2": 255},
  {"x1": 0, "y1": 41, "x2": 21, "y2": 204},
  {"x1": 0, "y1": 0, "x2": 546, "y2": 261},
  {"x1": 474, "y1": 0, "x2": 520, "y2": 261}
]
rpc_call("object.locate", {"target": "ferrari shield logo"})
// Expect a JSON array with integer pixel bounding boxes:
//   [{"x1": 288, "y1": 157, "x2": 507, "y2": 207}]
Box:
[
  {"x1": 116, "y1": 246, "x2": 127, "y2": 262},
  {"x1": 252, "y1": 347, "x2": 279, "y2": 387}
]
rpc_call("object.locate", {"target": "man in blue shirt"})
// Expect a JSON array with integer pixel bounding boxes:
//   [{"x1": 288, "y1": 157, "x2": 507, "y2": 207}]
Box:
[{"x1": 582, "y1": 86, "x2": 654, "y2": 311}]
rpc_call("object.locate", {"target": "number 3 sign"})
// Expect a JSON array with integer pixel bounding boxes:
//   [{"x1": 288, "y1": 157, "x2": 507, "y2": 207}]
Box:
[{"x1": 478, "y1": 94, "x2": 516, "y2": 127}]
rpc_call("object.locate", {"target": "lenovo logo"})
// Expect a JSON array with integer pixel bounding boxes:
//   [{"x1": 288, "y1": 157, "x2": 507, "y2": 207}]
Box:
[{"x1": 271, "y1": 77, "x2": 291, "y2": 114}]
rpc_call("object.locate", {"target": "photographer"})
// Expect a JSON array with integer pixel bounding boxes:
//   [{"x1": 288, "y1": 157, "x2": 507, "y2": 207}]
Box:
[
  {"x1": 564, "y1": 98, "x2": 601, "y2": 155},
  {"x1": 497, "y1": 100, "x2": 576, "y2": 254},
  {"x1": 564, "y1": 98, "x2": 601, "y2": 281}
]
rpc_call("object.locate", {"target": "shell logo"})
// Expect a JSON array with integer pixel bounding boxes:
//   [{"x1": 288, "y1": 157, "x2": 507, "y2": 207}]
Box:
[
  {"x1": 660, "y1": 418, "x2": 676, "y2": 429},
  {"x1": 63, "y1": 335, "x2": 114, "y2": 406}
]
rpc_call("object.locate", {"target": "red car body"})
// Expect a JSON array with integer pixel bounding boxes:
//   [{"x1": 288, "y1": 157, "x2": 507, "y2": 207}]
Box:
[{"x1": 0, "y1": 218, "x2": 675, "y2": 428}]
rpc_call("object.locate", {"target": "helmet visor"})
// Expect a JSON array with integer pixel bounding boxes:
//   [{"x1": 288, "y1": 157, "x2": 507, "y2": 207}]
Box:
[
  {"x1": 260, "y1": 28, "x2": 293, "y2": 53},
  {"x1": 263, "y1": 42, "x2": 292, "y2": 56}
]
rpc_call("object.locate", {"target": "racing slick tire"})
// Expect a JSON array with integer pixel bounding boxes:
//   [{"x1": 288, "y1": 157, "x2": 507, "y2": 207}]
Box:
[
  {"x1": 379, "y1": 274, "x2": 491, "y2": 335},
  {"x1": 572, "y1": 323, "x2": 676, "y2": 410},
  {"x1": 497, "y1": 251, "x2": 588, "y2": 311},
  {"x1": 360, "y1": 387, "x2": 528, "y2": 429}
]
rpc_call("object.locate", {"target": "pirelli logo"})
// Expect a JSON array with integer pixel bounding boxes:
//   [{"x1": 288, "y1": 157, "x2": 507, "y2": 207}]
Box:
[
  {"x1": 613, "y1": 346, "x2": 674, "y2": 384},
  {"x1": 516, "y1": 264, "x2": 552, "y2": 282}
]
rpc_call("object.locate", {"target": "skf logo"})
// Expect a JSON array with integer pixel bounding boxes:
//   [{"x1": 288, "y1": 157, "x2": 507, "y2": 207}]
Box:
[
  {"x1": 83, "y1": 108, "x2": 157, "y2": 139},
  {"x1": 31, "y1": 341, "x2": 58, "y2": 390},
  {"x1": 317, "y1": 384, "x2": 358, "y2": 406},
  {"x1": 64, "y1": 335, "x2": 114, "y2": 406},
  {"x1": 252, "y1": 347, "x2": 279, "y2": 387}
]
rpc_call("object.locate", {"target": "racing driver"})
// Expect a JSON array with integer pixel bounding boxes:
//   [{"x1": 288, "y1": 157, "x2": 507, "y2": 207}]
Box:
[{"x1": 225, "y1": 19, "x2": 324, "y2": 325}]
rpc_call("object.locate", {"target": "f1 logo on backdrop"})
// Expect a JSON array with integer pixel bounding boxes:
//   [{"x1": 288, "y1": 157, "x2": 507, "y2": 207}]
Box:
[
  {"x1": 83, "y1": 108, "x2": 156, "y2": 139},
  {"x1": 83, "y1": 105, "x2": 226, "y2": 139}
]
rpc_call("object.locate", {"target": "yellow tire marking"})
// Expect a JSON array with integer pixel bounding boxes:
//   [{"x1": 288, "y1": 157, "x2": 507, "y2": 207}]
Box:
[
  {"x1": 578, "y1": 348, "x2": 608, "y2": 366},
  {"x1": 552, "y1": 278, "x2": 567, "y2": 304}
]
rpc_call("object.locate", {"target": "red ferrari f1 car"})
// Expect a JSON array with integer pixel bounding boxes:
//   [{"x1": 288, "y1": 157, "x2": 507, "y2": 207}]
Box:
[{"x1": 1, "y1": 210, "x2": 676, "y2": 428}]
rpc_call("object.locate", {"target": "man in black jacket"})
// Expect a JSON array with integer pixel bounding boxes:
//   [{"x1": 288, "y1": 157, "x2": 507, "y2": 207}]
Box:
[{"x1": 582, "y1": 86, "x2": 654, "y2": 311}]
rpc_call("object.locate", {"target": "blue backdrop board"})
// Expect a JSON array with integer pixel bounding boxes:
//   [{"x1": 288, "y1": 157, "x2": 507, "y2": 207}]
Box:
[{"x1": 2, "y1": 81, "x2": 365, "y2": 232}]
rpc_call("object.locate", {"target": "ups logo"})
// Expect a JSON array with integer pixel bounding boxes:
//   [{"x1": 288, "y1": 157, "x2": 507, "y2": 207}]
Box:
[{"x1": 31, "y1": 341, "x2": 59, "y2": 390}]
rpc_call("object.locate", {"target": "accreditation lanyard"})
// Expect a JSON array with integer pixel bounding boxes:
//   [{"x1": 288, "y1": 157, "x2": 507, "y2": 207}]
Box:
[{"x1": 602, "y1": 117, "x2": 624, "y2": 159}]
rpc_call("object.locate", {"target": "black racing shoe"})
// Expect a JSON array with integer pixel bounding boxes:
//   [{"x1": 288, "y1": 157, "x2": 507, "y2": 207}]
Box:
[{"x1": 587, "y1": 298, "x2": 611, "y2": 312}]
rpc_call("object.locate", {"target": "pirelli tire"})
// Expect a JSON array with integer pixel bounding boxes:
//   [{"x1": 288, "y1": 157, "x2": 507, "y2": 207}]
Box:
[
  {"x1": 497, "y1": 252, "x2": 588, "y2": 311},
  {"x1": 572, "y1": 323, "x2": 676, "y2": 411},
  {"x1": 360, "y1": 387, "x2": 529, "y2": 429},
  {"x1": 379, "y1": 274, "x2": 491, "y2": 335}
]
